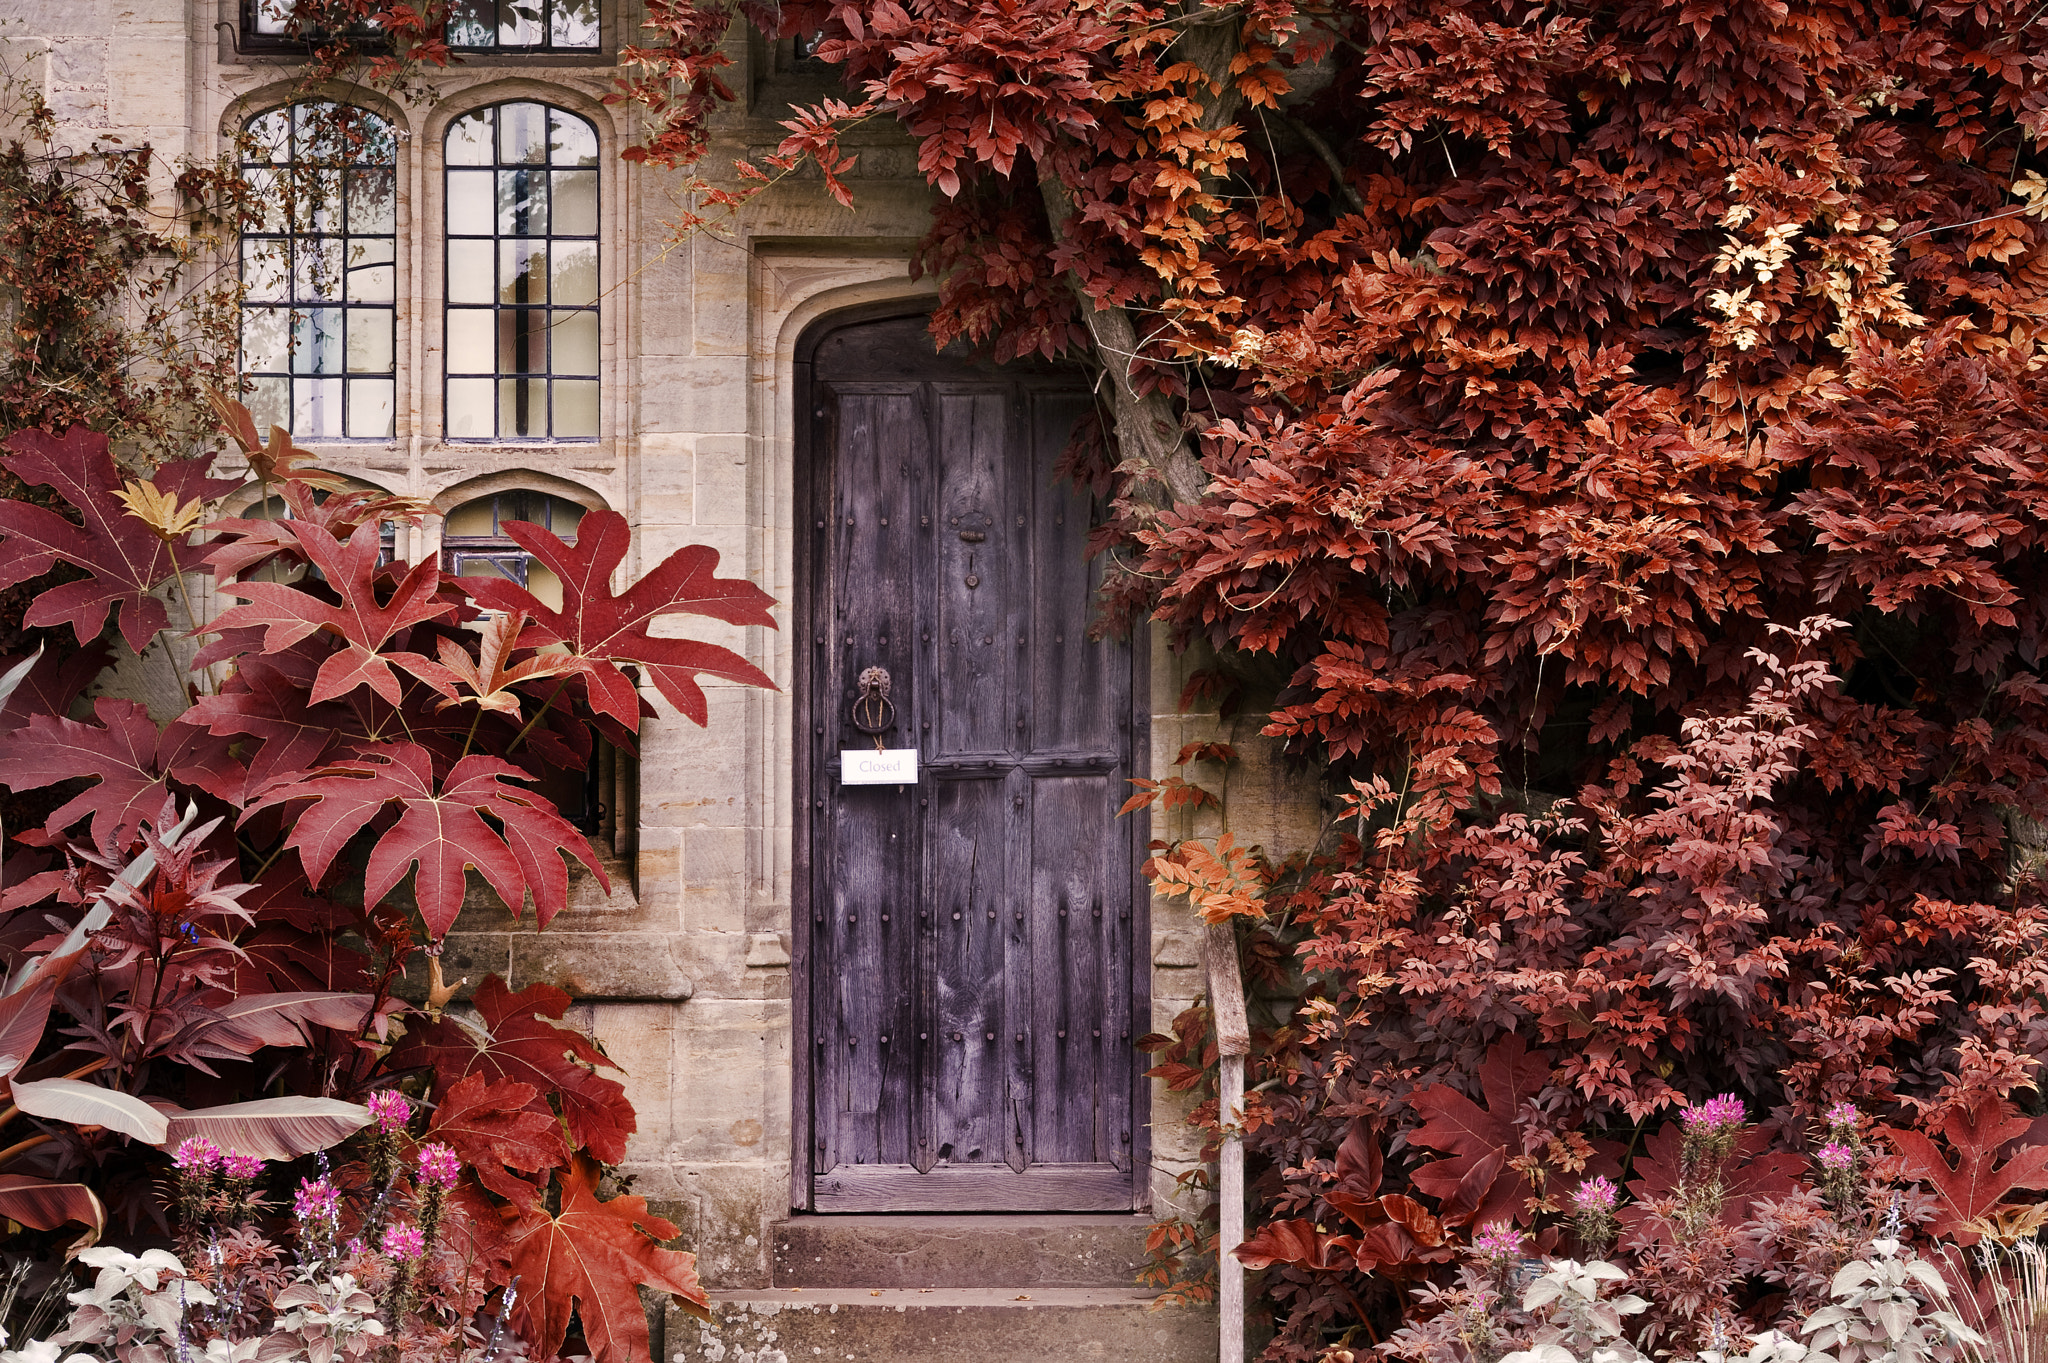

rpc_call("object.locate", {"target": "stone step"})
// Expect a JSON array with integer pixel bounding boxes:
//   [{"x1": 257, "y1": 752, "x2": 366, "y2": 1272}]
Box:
[
  {"x1": 771, "y1": 1214, "x2": 1155, "y2": 1289},
  {"x1": 664, "y1": 1287, "x2": 1217, "y2": 1363}
]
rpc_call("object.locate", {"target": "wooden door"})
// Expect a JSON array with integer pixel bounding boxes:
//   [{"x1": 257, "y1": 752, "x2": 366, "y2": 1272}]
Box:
[{"x1": 795, "y1": 314, "x2": 1144, "y2": 1213}]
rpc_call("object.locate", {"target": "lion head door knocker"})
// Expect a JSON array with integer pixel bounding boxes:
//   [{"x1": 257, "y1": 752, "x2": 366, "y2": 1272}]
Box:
[{"x1": 851, "y1": 666, "x2": 896, "y2": 752}]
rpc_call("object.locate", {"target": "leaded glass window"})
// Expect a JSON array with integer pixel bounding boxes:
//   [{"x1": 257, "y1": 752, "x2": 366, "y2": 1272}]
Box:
[
  {"x1": 442, "y1": 490, "x2": 584, "y2": 608},
  {"x1": 448, "y1": 0, "x2": 600, "y2": 50},
  {"x1": 242, "y1": 1, "x2": 598, "y2": 50},
  {"x1": 444, "y1": 103, "x2": 600, "y2": 440},
  {"x1": 239, "y1": 103, "x2": 398, "y2": 440}
]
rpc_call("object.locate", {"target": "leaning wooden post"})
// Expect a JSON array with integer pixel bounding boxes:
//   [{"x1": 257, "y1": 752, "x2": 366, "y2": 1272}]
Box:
[{"x1": 1205, "y1": 921, "x2": 1250, "y2": 1363}]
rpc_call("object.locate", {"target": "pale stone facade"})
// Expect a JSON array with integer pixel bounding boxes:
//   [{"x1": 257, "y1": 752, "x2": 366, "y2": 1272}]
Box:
[{"x1": 6, "y1": 0, "x2": 1320, "y2": 1294}]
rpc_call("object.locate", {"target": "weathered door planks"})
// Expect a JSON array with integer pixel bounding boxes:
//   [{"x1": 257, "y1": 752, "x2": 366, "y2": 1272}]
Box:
[{"x1": 797, "y1": 314, "x2": 1143, "y2": 1213}]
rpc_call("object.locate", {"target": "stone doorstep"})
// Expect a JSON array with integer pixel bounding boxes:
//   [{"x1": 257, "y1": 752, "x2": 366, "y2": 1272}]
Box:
[
  {"x1": 664, "y1": 1288, "x2": 1219, "y2": 1363},
  {"x1": 770, "y1": 1214, "x2": 1155, "y2": 1290}
]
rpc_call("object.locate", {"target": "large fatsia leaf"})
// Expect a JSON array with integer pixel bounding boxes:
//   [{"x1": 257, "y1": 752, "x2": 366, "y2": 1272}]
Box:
[
  {"x1": 205, "y1": 520, "x2": 456, "y2": 705},
  {"x1": 460, "y1": 509, "x2": 776, "y2": 727},
  {"x1": 1405, "y1": 1034, "x2": 1551, "y2": 1228},
  {"x1": 0, "y1": 426, "x2": 237, "y2": 651},
  {"x1": 1878, "y1": 1093, "x2": 2048, "y2": 1246},
  {"x1": 245, "y1": 743, "x2": 606, "y2": 938},
  {"x1": 390, "y1": 976, "x2": 633, "y2": 1164},
  {"x1": 0, "y1": 1175, "x2": 105, "y2": 1242},
  {"x1": 426, "y1": 1072, "x2": 568, "y2": 1211},
  {"x1": 157, "y1": 1096, "x2": 371, "y2": 1161},
  {"x1": 11, "y1": 1079, "x2": 170, "y2": 1145},
  {"x1": 0, "y1": 699, "x2": 240, "y2": 850},
  {"x1": 504, "y1": 1155, "x2": 708, "y2": 1363}
]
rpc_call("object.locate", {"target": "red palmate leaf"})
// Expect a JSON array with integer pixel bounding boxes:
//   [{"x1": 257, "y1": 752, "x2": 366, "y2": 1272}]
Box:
[
  {"x1": 246, "y1": 743, "x2": 605, "y2": 938},
  {"x1": 0, "y1": 699, "x2": 240, "y2": 850},
  {"x1": 427, "y1": 1072, "x2": 569, "y2": 1210},
  {"x1": 504, "y1": 1154, "x2": 709, "y2": 1363},
  {"x1": 1407, "y1": 1034, "x2": 1551, "y2": 1227},
  {"x1": 433, "y1": 610, "x2": 590, "y2": 716},
  {"x1": 207, "y1": 520, "x2": 457, "y2": 705},
  {"x1": 459, "y1": 509, "x2": 776, "y2": 726},
  {"x1": 186, "y1": 653, "x2": 363, "y2": 795},
  {"x1": 390, "y1": 976, "x2": 634, "y2": 1164},
  {"x1": 1879, "y1": 1092, "x2": 2048, "y2": 1245},
  {"x1": 0, "y1": 426, "x2": 237, "y2": 650},
  {"x1": 0, "y1": 645, "x2": 109, "y2": 732},
  {"x1": 1620, "y1": 1121, "x2": 1805, "y2": 1237}
]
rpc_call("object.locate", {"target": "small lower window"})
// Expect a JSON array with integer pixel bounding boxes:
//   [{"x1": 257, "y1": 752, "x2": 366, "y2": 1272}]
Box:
[{"x1": 442, "y1": 490, "x2": 584, "y2": 606}]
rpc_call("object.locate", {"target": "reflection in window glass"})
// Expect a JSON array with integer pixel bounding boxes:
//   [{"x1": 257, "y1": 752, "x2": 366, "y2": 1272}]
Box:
[
  {"x1": 441, "y1": 490, "x2": 585, "y2": 610},
  {"x1": 444, "y1": 102, "x2": 600, "y2": 440},
  {"x1": 245, "y1": 0, "x2": 594, "y2": 50},
  {"x1": 239, "y1": 103, "x2": 398, "y2": 440},
  {"x1": 446, "y1": 0, "x2": 600, "y2": 50}
]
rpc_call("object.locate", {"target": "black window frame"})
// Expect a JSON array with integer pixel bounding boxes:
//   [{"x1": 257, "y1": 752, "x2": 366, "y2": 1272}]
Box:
[
  {"x1": 442, "y1": 101, "x2": 603, "y2": 443},
  {"x1": 237, "y1": 100, "x2": 401, "y2": 442},
  {"x1": 238, "y1": 0, "x2": 603, "y2": 54}
]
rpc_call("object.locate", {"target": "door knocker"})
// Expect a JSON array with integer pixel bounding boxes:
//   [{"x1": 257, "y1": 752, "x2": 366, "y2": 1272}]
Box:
[{"x1": 851, "y1": 666, "x2": 895, "y2": 750}]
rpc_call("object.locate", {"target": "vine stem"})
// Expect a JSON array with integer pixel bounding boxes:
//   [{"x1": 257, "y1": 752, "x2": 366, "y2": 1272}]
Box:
[
  {"x1": 167, "y1": 565, "x2": 215, "y2": 698},
  {"x1": 504, "y1": 674, "x2": 576, "y2": 754}
]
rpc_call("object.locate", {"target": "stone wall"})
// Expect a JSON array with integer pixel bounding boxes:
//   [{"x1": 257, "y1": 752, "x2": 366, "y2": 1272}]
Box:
[{"x1": 17, "y1": 0, "x2": 1325, "y2": 1290}]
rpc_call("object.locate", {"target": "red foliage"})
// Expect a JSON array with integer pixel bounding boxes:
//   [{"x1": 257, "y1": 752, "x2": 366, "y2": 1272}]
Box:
[
  {"x1": 503, "y1": 1155, "x2": 709, "y2": 1361},
  {"x1": 392, "y1": 976, "x2": 635, "y2": 1167},
  {"x1": 1876, "y1": 1093, "x2": 2048, "y2": 1245},
  {"x1": 0, "y1": 406, "x2": 760, "y2": 1360}
]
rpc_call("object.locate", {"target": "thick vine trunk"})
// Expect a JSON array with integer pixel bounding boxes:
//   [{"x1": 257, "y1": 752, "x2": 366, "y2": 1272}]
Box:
[{"x1": 1036, "y1": 9, "x2": 1243, "y2": 511}]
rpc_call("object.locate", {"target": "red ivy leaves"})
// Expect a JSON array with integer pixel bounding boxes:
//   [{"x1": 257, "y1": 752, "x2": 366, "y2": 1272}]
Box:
[
  {"x1": 0, "y1": 426, "x2": 237, "y2": 650},
  {"x1": 459, "y1": 508, "x2": 777, "y2": 726},
  {"x1": 504, "y1": 1155, "x2": 709, "y2": 1363},
  {"x1": 1879, "y1": 1092, "x2": 2048, "y2": 1245},
  {"x1": 390, "y1": 976, "x2": 634, "y2": 1165}
]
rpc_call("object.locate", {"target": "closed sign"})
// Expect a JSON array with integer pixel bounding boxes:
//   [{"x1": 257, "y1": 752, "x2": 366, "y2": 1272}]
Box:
[{"x1": 840, "y1": 748, "x2": 919, "y2": 785}]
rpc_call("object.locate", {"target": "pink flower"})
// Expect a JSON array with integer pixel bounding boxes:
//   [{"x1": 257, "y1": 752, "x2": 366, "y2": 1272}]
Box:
[
  {"x1": 221, "y1": 1152, "x2": 264, "y2": 1181},
  {"x1": 381, "y1": 1222, "x2": 426, "y2": 1262},
  {"x1": 417, "y1": 1143, "x2": 461, "y2": 1191},
  {"x1": 1825, "y1": 1102, "x2": 1859, "y2": 1128},
  {"x1": 293, "y1": 1176, "x2": 340, "y2": 1223},
  {"x1": 173, "y1": 1136, "x2": 222, "y2": 1173},
  {"x1": 1471, "y1": 1222, "x2": 1523, "y2": 1258},
  {"x1": 366, "y1": 1090, "x2": 411, "y2": 1134},
  {"x1": 1683, "y1": 1093, "x2": 1747, "y2": 1133},
  {"x1": 1572, "y1": 1176, "x2": 1620, "y2": 1211},
  {"x1": 1817, "y1": 1140, "x2": 1856, "y2": 1172}
]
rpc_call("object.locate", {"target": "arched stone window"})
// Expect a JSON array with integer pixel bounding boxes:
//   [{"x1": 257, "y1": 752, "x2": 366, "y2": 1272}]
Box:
[
  {"x1": 239, "y1": 103, "x2": 398, "y2": 439},
  {"x1": 443, "y1": 102, "x2": 600, "y2": 440},
  {"x1": 440, "y1": 488, "x2": 585, "y2": 605},
  {"x1": 440, "y1": 487, "x2": 607, "y2": 834}
]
